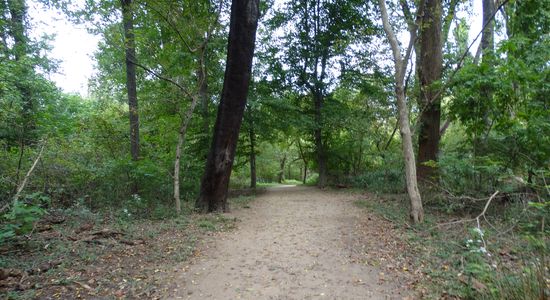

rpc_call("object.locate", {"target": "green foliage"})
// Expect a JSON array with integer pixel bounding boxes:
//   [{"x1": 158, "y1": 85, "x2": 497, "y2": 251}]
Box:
[{"x1": 1, "y1": 199, "x2": 45, "y2": 242}]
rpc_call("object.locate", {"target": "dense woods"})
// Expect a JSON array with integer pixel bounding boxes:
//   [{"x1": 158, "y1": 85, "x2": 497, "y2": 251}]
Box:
[{"x1": 0, "y1": 0, "x2": 548, "y2": 298}]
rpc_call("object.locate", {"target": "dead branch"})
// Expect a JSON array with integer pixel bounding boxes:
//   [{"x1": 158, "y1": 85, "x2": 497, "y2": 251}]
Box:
[
  {"x1": 13, "y1": 140, "x2": 47, "y2": 201},
  {"x1": 0, "y1": 140, "x2": 47, "y2": 215},
  {"x1": 433, "y1": 191, "x2": 499, "y2": 229}
]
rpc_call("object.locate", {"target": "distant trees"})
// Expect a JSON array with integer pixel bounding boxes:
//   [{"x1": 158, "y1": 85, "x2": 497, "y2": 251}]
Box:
[{"x1": 267, "y1": 0, "x2": 369, "y2": 187}]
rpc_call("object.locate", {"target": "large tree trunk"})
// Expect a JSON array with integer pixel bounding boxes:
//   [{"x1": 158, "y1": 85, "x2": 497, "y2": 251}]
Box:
[
  {"x1": 121, "y1": 0, "x2": 140, "y2": 163},
  {"x1": 379, "y1": 0, "x2": 424, "y2": 223},
  {"x1": 417, "y1": 0, "x2": 443, "y2": 182},
  {"x1": 195, "y1": 0, "x2": 259, "y2": 213}
]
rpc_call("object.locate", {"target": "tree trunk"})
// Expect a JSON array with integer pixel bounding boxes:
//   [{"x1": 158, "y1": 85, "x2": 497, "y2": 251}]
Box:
[
  {"x1": 248, "y1": 117, "x2": 256, "y2": 189},
  {"x1": 481, "y1": 0, "x2": 495, "y2": 59},
  {"x1": 378, "y1": 0, "x2": 424, "y2": 223},
  {"x1": 397, "y1": 84, "x2": 424, "y2": 223},
  {"x1": 195, "y1": 0, "x2": 259, "y2": 213},
  {"x1": 7, "y1": 0, "x2": 27, "y2": 60},
  {"x1": 277, "y1": 154, "x2": 286, "y2": 184},
  {"x1": 297, "y1": 139, "x2": 308, "y2": 184},
  {"x1": 199, "y1": 44, "x2": 210, "y2": 142},
  {"x1": 121, "y1": 0, "x2": 140, "y2": 163},
  {"x1": 417, "y1": 0, "x2": 443, "y2": 182},
  {"x1": 174, "y1": 95, "x2": 200, "y2": 213},
  {"x1": 314, "y1": 91, "x2": 327, "y2": 187},
  {"x1": 8, "y1": 0, "x2": 34, "y2": 143}
]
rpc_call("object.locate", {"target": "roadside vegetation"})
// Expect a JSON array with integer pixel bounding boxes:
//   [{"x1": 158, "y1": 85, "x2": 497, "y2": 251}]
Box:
[{"x1": 1, "y1": 0, "x2": 548, "y2": 298}]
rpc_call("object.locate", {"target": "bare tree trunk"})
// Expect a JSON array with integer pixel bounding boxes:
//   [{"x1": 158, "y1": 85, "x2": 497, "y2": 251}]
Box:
[
  {"x1": 248, "y1": 109, "x2": 257, "y2": 189},
  {"x1": 297, "y1": 139, "x2": 308, "y2": 184},
  {"x1": 481, "y1": 0, "x2": 495, "y2": 59},
  {"x1": 196, "y1": 0, "x2": 260, "y2": 213},
  {"x1": 249, "y1": 135, "x2": 256, "y2": 189},
  {"x1": 417, "y1": 0, "x2": 443, "y2": 181},
  {"x1": 174, "y1": 95, "x2": 200, "y2": 213},
  {"x1": 378, "y1": 0, "x2": 424, "y2": 223},
  {"x1": 396, "y1": 84, "x2": 424, "y2": 223},
  {"x1": 199, "y1": 44, "x2": 210, "y2": 145},
  {"x1": 121, "y1": 0, "x2": 140, "y2": 163},
  {"x1": 277, "y1": 154, "x2": 287, "y2": 184}
]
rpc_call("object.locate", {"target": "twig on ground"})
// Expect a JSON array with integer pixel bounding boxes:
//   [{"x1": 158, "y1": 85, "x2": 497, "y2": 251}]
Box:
[{"x1": 432, "y1": 191, "x2": 500, "y2": 230}]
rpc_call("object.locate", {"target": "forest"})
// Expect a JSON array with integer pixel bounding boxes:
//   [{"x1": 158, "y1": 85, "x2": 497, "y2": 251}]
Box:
[{"x1": 0, "y1": 0, "x2": 548, "y2": 299}]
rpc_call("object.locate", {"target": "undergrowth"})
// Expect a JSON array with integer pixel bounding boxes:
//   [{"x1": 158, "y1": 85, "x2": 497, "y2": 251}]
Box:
[
  {"x1": 0, "y1": 193, "x2": 256, "y2": 299},
  {"x1": 355, "y1": 192, "x2": 549, "y2": 300}
]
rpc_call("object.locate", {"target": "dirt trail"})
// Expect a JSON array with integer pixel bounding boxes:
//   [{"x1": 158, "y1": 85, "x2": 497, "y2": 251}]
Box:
[{"x1": 166, "y1": 186, "x2": 411, "y2": 299}]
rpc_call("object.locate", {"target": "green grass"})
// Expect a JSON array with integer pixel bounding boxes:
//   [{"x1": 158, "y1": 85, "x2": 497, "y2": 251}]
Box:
[{"x1": 196, "y1": 214, "x2": 237, "y2": 232}]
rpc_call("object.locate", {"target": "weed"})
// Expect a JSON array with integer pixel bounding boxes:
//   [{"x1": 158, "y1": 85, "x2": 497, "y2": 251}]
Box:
[{"x1": 352, "y1": 191, "x2": 549, "y2": 299}]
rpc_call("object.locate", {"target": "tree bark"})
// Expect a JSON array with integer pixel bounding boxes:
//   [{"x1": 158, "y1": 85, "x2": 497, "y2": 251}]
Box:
[
  {"x1": 417, "y1": 0, "x2": 443, "y2": 181},
  {"x1": 195, "y1": 0, "x2": 259, "y2": 213},
  {"x1": 121, "y1": 0, "x2": 140, "y2": 163},
  {"x1": 481, "y1": 0, "x2": 495, "y2": 59},
  {"x1": 173, "y1": 95, "x2": 200, "y2": 213},
  {"x1": 297, "y1": 139, "x2": 308, "y2": 184},
  {"x1": 199, "y1": 43, "x2": 210, "y2": 141},
  {"x1": 379, "y1": 0, "x2": 424, "y2": 223}
]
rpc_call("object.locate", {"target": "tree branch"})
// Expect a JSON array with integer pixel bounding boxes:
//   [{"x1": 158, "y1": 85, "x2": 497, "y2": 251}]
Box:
[{"x1": 13, "y1": 140, "x2": 46, "y2": 201}]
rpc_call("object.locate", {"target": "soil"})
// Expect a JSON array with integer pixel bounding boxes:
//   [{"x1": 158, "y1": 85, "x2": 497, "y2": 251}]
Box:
[{"x1": 163, "y1": 185, "x2": 415, "y2": 299}]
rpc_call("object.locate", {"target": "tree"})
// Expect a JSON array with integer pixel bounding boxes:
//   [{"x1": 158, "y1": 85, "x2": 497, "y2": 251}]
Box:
[
  {"x1": 378, "y1": 0, "x2": 424, "y2": 223},
  {"x1": 416, "y1": 0, "x2": 443, "y2": 181},
  {"x1": 268, "y1": 0, "x2": 368, "y2": 187},
  {"x1": 196, "y1": 0, "x2": 260, "y2": 212},
  {"x1": 121, "y1": 0, "x2": 140, "y2": 163},
  {"x1": 245, "y1": 104, "x2": 257, "y2": 188}
]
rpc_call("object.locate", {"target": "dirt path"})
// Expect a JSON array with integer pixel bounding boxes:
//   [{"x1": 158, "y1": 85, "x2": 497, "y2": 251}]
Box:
[{"x1": 166, "y1": 186, "x2": 411, "y2": 299}]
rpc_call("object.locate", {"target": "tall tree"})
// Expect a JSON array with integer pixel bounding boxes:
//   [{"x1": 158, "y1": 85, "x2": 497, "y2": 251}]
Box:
[
  {"x1": 195, "y1": 0, "x2": 260, "y2": 212},
  {"x1": 378, "y1": 0, "x2": 424, "y2": 223},
  {"x1": 121, "y1": 0, "x2": 140, "y2": 162},
  {"x1": 479, "y1": 0, "x2": 495, "y2": 61},
  {"x1": 6, "y1": 0, "x2": 33, "y2": 143},
  {"x1": 416, "y1": 0, "x2": 443, "y2": 181}
]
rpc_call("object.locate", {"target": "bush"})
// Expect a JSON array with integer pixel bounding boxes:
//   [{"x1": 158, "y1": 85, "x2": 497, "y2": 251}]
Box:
[{"x1": 1, "y1": 199, "x2": 45, "y2": 242}]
